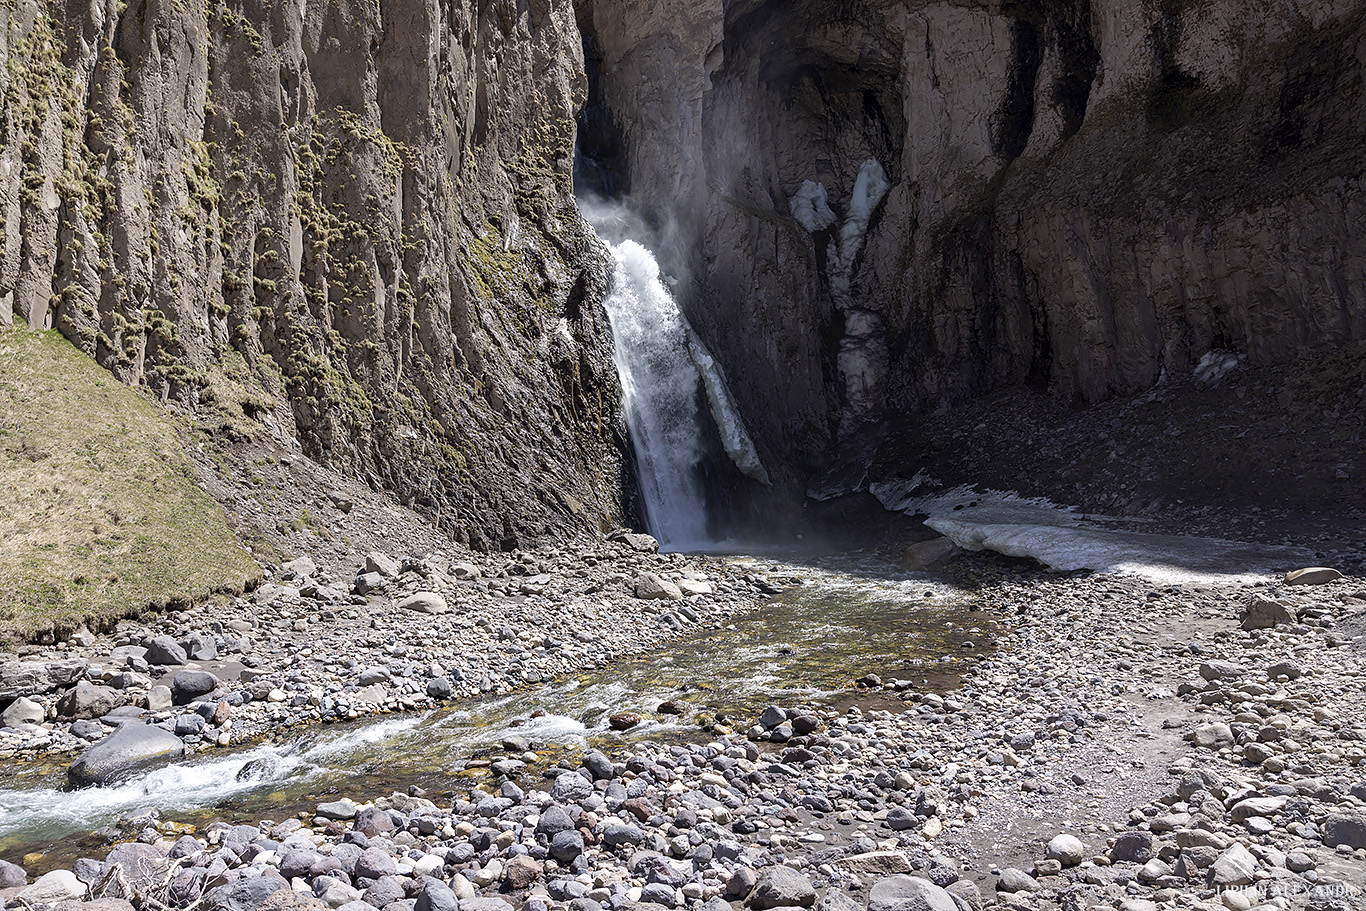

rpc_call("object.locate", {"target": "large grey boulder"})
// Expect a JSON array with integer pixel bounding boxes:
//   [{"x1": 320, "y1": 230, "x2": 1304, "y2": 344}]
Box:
[
  {"x1": 57, "y1": 682, "x2": 125, "y2": 719},
  {"x1": 1284, "y1": 567, "x2": 1342, "y2": 585},
  {"x1": 143, "y1": 636, "x2": 188, "y2": 666},
  {"x1": 204, "y1": 874, "x2": 291, "y2": 911},
  {"x1": 1240, "y1": 596, "x2": 1294, "y2": 631},
  {"x1": 0, "y1": 858, "x2": 26, "y2": 888},
  {"x1": 414, "y1": 877, "x2": 459, "y2": 911},
  {"x1": 0, "y1": 659, "x2": 88, "y2": 699},
  {"x1": 19, "y1": 870, "x2": 86, "y2": 905},
  {"x1": 634, "y1": 573, "x2": 683, "y2": 601},
  {"x1": 867, "y1": 876, "x2": 960, "y2": 911},
  {"x1": 171, "y1": 670, "x2": 219, "y2": 705},
  {"x1": 397, "y1": 593, "x2": 447, "y2": 615},
  {"x1": 2, "y1": 695, "x2": 45, "y2": 727},
  {"x1": 1323, "y1": 813, "x2": 1366, "y2": 849},
  {"x1": 748, "y1": 866, "x2": 816, "y2": 909},
  {"x1": 68, "y1": 722, "x2": 188, "y2": 786}
]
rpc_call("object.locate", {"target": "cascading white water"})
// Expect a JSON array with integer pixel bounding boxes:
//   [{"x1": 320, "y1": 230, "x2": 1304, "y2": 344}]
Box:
[{"x1": 598, "y1": 239, "x2": 713, "y2": 550}]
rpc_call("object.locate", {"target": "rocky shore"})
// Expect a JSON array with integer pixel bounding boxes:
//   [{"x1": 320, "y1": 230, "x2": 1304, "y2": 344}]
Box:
[
  {"x1": 0, "y1": 533, "x2": 783, "y2": 770},
  {"x1": 2, "y1": 550, "x2": 1363, "y2": 911}
]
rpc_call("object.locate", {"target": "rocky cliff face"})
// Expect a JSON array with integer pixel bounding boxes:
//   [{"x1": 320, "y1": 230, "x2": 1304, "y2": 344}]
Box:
[
  {"x1": 578, "y1": 0, "x2": 1366, "y2": 498},
  {"x1": 0, "y1": 0, "x2": 626, "y2": 550}
]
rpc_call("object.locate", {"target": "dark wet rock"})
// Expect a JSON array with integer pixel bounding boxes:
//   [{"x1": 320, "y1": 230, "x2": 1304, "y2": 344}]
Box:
[
  {"x1": 68, "y1": 722, "x2": 188, "y2": 786},
  {"x1": 144, "y1": 636, "x2": 189, "y2": 666},
  {"x1": 171, "y1": 670, "x2": 220, "y2": 705}
]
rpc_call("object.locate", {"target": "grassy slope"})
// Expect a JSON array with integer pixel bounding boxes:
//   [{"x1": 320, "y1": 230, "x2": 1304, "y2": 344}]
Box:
[{"x1": 0, "y1": 320, "x2": 259, "y2": 645}]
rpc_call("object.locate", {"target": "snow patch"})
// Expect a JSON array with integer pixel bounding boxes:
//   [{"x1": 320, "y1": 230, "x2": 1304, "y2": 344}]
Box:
[
  {"x1": 875, "y1": 480, "x2": 1312, "y2": 585},
  {"x1": 1194, "y1": 350, "x2": 1243, "y2": 386},
  {"x1": 789, "y1": 180, "x2": 838, "y2": 232},
  {"x1": 837, "y1": 159, "x2": 890, "y2": 270}
]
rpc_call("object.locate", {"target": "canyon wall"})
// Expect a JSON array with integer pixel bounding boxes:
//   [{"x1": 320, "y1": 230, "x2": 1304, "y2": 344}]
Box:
[
  {"x1": 578, "y1": 0, "x2": 1366, "y2": 496},
  {"x1": 0, "y1": 0, "x2": 627, "y2": 549}
]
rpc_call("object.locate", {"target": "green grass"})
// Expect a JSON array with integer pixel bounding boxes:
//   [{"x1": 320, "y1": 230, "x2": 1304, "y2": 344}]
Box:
[{"x1": 0, "y1": 319, "x2": 260, "y2": 645}]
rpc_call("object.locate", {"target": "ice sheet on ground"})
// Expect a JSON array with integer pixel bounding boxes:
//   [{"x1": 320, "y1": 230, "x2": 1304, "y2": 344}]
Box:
[{"x1": 870, "y1": 478, "x2": 1314, "y2": 584}]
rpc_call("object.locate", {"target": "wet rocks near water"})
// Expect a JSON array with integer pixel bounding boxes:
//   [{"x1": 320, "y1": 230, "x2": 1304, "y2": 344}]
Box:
[
  {"x1": 0, "y1": 541, "x2": 781, "y2": 766},
  {"x1": 66, "y1": 722, "x2": 188, "y2": 786},
  {"x1": 2, "y1": 555, "x2": 1363, "y2": 911}
]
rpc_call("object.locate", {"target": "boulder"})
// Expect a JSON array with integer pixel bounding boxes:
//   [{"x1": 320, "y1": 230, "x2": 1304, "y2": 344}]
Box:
[
  {"x1": 900, "y1": 537, "x2": 960, "y2": 571},
  {"x1": 1322, "y1": 812, "x2": 1366, "y2": 850},
  {"x1": 0, "y1": 659, "x2": 88, "y2": 699},
  {"x1": 414, "y1": 877, "x2": 459, "y2": 911},
  {"x1": 1209, "y1": 844, "x2": 1257, "y2": 887},
  {"x1": 20, "y1": 871, "x2": 86, "y2": 905},
  {"x1": 171, "y1": 670, "x2": 219, "y2": 705},
  {"x1": 611, "y1": 532, "x2": 660, "y2": 553},
  {"x1": 995, "y1": 869, "x2": 1039, "y2": 893},
  {"x1": 0, "y1": 858, "x2": 27, "y2": 888},
  {"x1": 316, "y1": 799, "x2": 359, "y2": 820},
  {"x1": 1284, "y1": 567, "x2": 1343, "y2": 585},
  {"x1": 748, "y1": 866, "x2": 816, "y2": 909},
  {"x1": 396, "y1": 593, "x2": 447, "y2": 615},
  {"x1": 183, "y1": 634, "x2": 217, "y2": 661},
  {"x1": 143, "y1": 636, "x2": 188, "y2": 666},
  {"x1": 281, "y1": 556, "x2": 317, "y2": 580},
  {"x1": 353, "y1": 846, "x2": 397, "y2": 880},
  {"x1": 98, "y1": 843, "x2": 169, "y2": 894},
  {"x1": 503, "y1": 854, "x2": 542, "y2": 889},
  {"x1": 205, "y1": 875, "x2": 290, "y2": 911},
  {"x1": 634, "y1": 573, "x2": 683, "y2": 600},
  {"x1": 365, "y1": 552, "x2": 400, "y2": 578},
  {"x1": 1111, "y1": 831, "x2": 1155, "y2": 863},
  {"x1": 146, "y1": 685, "x2": 174, "y2": 712},
  {"x1": 68, "y1": 721, "x2": 188, "y2": 786},
  {"x1": 57, "y1": 682, "x2": 125, "y2": 719},
  {"x1": 609, "y1": 712, "x2": 642, "y2": 730},
  {"x1": 2, "y1": 695, "x2": 45, "y2": 727},
  {"x1": 1240, "y1": 596, "x2": 1294, "y2": 631},
  {"x1": 867, "y1": 876, "x2": 959, "y2": 911},
  {"x1": 1046, "y1": 833, "x2": 1086, "y2": 866}
]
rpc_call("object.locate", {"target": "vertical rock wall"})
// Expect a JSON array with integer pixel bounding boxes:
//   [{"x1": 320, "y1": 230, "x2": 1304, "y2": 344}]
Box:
[
  {"x1": 580, "y1": 0, "x2": 1366, "y2": 495},
  {"x1": 0, "y1": 0, "x2": 627, "y2": 549}
]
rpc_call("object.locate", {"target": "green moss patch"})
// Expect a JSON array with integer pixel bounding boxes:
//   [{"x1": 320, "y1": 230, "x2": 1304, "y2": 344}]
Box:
[{"x1": 0, "y1": 320, "x2": 260, "y2": 645}]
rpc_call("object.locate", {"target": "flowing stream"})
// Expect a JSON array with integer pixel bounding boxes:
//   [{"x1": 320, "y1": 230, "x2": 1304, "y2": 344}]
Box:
[{"x1": 0, "y1": 558, "x2": 996, "y2": 867}]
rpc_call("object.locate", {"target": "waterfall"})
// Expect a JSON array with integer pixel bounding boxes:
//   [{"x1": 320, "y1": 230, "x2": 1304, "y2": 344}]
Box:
[
  {"x1": 584, "y1": 207, "x2": 769, "y2": 551},
  {"x1": 598, "y1": 238, "x2": 712, "y2": 550}
]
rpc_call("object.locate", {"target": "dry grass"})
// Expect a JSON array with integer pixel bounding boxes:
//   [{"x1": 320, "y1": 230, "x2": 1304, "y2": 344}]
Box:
[{"x1": 0, "y1": 320, "x2": 259, "y2": 646}]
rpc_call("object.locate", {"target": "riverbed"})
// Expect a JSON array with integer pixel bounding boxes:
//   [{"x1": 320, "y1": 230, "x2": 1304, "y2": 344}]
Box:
[{"x1": 0, "y1": 554, "x2": 997, "y2": 869}]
